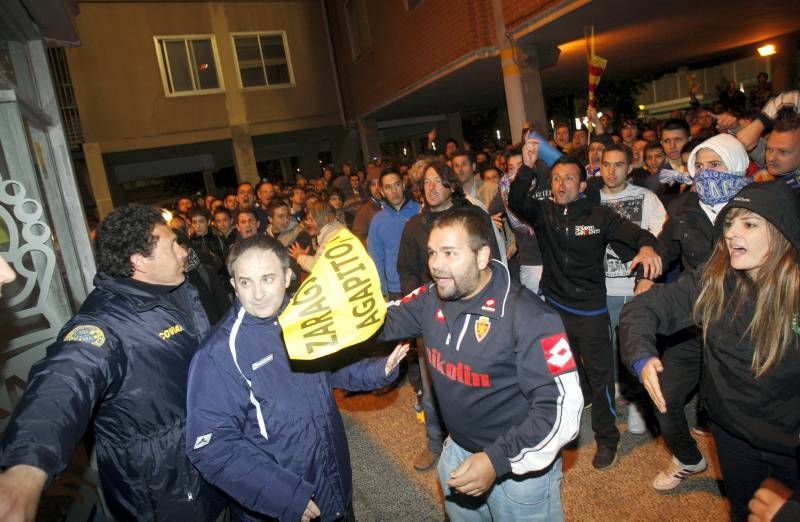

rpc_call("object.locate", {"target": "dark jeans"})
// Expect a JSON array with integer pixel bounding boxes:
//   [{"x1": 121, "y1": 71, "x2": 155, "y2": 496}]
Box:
[
  {"x1": 711, "y1": 422, "x2": 800, "y2": 522},
  {"x1": 559, "y1": 311, "x2": 620, "y2": 449},
  {"x1": 655, "y1": 331, "x2": 704, "y2": 465}
]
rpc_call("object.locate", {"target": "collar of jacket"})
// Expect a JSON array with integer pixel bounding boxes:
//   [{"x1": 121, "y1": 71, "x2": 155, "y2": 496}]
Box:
[
  {"x1": 94, "y1": 272, "x2": 191, "y2": 313},
  {"x1": 447, "y1": 259, "x2": 513, "y2": 320},
  {"x1": 233, "y1": 296, "x2": 290, "y2": 325},
  {"x1": 381, "y1": 196, "x2": 415, "y2": 213},
  {"x1": 552, "y1": 194, "x2": 593, "y2": 217}
]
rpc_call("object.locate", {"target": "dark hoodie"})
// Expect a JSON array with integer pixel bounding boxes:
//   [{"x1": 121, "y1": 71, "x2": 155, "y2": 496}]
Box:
[
  {"x1": 508, "y1": 164, "x2": 658, "y2": 312},
  {"x1": 621, "y1": 181, "x2": 800, "y2": 457}
]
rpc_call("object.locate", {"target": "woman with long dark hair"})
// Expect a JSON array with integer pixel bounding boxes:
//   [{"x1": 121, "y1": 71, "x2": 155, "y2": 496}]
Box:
[{"x1": 620, "y1": 181, "x2": 800, "y2": 521}]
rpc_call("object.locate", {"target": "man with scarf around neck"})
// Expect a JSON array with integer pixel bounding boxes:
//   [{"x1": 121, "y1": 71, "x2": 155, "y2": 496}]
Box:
[
  {"x1": 632, "y1": 133, "x2": 752, "y2": 490},
  {"x1": 186, "y1": 236, "x2": 408, "y2": 521},
  {"x1": 0, "y1": 206, "x2": 225, "y2": 521},
  {"x1": 508, "y1": 143, "x2": 662, "y2": 470}
]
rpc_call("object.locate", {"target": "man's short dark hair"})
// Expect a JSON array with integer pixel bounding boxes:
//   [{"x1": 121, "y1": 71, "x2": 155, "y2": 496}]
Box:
[
  {"x1": 773, "y1": 114, "x2": 800, "y2": 134},
  {"x1": 379, "y1": 166, "x2": 401, "y2": 185},
  {"x1": 682, "y1": 137, "x2": 706, "y2": 157},
  {"x1": 451, "y1": 149, "x2": 471, "y2": 162},
  {"x1": 188, "y1": 208, "x2": 211, "y2": 221},
  {"x1": 96, "y1": 205, "x2": 165, "y2": 278},
  {"x1": 661, "y1": 118, "x2": 690, "y2": 137},
  {"x1": 504, "y1": 146, "x2": 523, "y2": 161},
  {"x1": 550, "y1": 155, "x2": 586, "y2": 181},
  {"x1": 644, "y1": 141, "x2": 665, "y2": 155},
  {"x1": 602, "y1": 143, "x2": 633, "y2": 165},
  {"x1": 479, "y1": 165, "x2": 500, "y2": 180},
  {"x1": 445, "y1": 138, "x2": 460, "y2": 148},
  {"x1": 227, "y1": 235, "x2": 290, "y2": 277},
  {"x1": 431, "y1": 208, "x2": 491, "y2": 252},
  {"x1": 213, "y1": 207, "x2": 231, "y2": 219},
  {"x1": 265, "y1": 200, "x2": 289, "y2": 218},
  {"x1": 554, "y1": 122, "x2": 569, "y2": 131},
  {"x1": 237, "y1": 208, "x2": 257, "y2": 223}
]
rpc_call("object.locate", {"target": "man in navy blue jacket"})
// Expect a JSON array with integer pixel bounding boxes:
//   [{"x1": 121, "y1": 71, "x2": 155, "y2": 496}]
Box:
[
  {"x1": 0, "y1": 206, "x2": 225, "y2": 521},
  {"x1": 380, "y1": 209, "x2": 583, "y2": 521},
  {"x1": 185, "y1": 236, "x2": 408, "y2": 521}
]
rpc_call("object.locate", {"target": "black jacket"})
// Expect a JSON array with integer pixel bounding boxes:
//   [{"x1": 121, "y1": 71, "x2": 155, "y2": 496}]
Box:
[
  {"x1": 381, "y1": 262, "x2": 583, "y2": 477},
  {"x1": 620, "y1": 270, "x2": 800, "y2": 456},
  {"x1": 0, "y1": 275, "x2": 225, "y2": 520},
  {"x1": 396, "y1": 200, "x2": 502, "y2": 295},
  {"x1": 657, "y1": 192, "x2": 715, "y2": 273},
  {"x1": 508, "y1": 165, "x2": 658, "y2": 311}
]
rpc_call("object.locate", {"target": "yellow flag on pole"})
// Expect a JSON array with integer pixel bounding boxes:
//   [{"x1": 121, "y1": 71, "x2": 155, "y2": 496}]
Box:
[{"x1": 279, "y1": 228, "x2": 386, "y2": 360}]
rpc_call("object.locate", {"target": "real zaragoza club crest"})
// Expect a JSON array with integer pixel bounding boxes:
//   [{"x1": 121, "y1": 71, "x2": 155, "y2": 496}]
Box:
[{"x1": 474, "y1": 316, "x2": 491, "y2": 343}]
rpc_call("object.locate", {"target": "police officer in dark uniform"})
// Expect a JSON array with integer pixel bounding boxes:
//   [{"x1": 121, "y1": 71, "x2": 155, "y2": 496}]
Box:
[{"x1": 0, "y1": 205, "x2": 224, "y2": 521}]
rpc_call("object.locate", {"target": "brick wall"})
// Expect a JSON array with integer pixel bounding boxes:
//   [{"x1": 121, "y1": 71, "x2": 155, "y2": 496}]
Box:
[
  {"x1": 502, "y1": 0, "x2": 563, "y2": 31},
  {"x1": 328, "y1": 0, "x2": 498, "y2": 120}
]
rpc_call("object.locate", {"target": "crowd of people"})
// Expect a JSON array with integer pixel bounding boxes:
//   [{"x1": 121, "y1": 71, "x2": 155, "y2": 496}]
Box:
[{"x1": 0, "y1": 81, "x2": 798, "y2": 522}]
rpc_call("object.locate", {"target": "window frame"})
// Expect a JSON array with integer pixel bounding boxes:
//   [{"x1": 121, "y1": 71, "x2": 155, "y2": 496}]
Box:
[
  {"x1": 153, "y1": 34, "x2": 225, "y2": 98},
  {"x1": 230, "y1": 30, "x2": 296, "y2": 91}
]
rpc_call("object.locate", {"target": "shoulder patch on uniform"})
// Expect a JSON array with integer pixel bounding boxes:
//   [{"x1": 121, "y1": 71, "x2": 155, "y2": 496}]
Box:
[
  {"x1": 63, "y1": 325, "x2": 106, "y2": 347},
  {"x1": 539, "y1": 333, "x2": 576, "y2": 376}
]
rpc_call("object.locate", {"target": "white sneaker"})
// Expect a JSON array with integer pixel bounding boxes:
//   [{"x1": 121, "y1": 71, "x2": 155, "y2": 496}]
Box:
[
  {"x1": 652, "y1": 456, "x2": 708, "y2": 491},
  {"x1": 627, "y1": 403, "x2": 647, "y2": 434}
]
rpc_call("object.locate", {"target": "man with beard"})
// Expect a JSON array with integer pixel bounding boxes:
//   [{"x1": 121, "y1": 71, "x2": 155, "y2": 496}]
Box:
[
  {"x1": 396, "y1": 161, "x2": 502, "y2": 472},
  {"x1": 380, "y1": 210, "x2": 582, "y2": 520}
]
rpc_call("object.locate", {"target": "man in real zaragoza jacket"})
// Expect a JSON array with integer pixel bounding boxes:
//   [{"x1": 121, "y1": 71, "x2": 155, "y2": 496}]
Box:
[
  {"x1": 0, "y1": 206, "x2": 225, "y2": 521},
  {"x1": 379, "y1": 209, "x2": 583, "y2": 521}
]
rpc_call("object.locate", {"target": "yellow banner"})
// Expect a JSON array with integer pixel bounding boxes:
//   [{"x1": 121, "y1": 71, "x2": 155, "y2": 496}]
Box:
[{"x1": 279, "y1": 228, "x2": 386, "y2": 360}]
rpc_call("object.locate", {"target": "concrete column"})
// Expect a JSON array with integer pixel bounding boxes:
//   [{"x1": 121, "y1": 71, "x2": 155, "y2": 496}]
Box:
[
  {"x1": 770, "y1": 34, "x2": 799, "y2": 93},
  {"x1": 492, "y1": 0, "x2": 524, "y2": 141},
  {"x1": 202, "y1": 169, "x2": 217, "y2": 195},
  {"x1": 231, "y1": 125, "x2": 259, "y2": 185},
  {"x1": 357, "y1": 118, "x2": 381, "y2": 166},
  {"x1": 491, "y1": 0, "x2": 550, "y2": 139},
  {"x1": 82, "y1": 142, "x2": 114, "y2": 219}
]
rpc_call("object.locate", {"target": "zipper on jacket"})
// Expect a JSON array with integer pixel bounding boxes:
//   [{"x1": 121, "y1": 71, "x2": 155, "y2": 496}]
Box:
[{"x1": 455, "y1": 314, "x2": 471, "y2": 351}]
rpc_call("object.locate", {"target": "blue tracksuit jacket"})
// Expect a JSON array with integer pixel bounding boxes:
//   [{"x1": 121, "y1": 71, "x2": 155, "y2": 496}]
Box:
[{"x1": 186, "y1": 301, "x2": 398, "y2": 521}]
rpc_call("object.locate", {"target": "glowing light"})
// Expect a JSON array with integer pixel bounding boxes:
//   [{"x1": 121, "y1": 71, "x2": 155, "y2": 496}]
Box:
[
  {"x1": 550, "y1": 119, "x2": 555, "y2": 129},
  {"x1": 496, "y1": 129, "x2": 501, "y2": 140},
  {"x1": 161, "y1": 209, "x2": 173, "y2": 223},
  {"x1": 574, "y1": 118, "x2": 581, "y2": 130},
  {"x1": 597, "y1": 112, "x2": 603, "y2": 118},
  {"x1": 403, "y1": 147, "x2": 408, "y2": 155},
  {"x1": 638, "y1": 104, "x2": 646, "y2": 111},
  {"x1": 757, "y1": 44, "x2": 776, "y2": 57}
]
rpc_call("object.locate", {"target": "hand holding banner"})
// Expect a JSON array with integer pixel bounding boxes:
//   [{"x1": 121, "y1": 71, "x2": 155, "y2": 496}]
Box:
[{"x1": 279, "y1": 228, "x2": 386, "y2": 360}]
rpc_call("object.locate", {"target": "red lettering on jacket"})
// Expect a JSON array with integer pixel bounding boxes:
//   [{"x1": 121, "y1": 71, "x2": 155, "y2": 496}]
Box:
[{"x1": 426, "y1": 347, "x2": 491, "y2": 388}]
